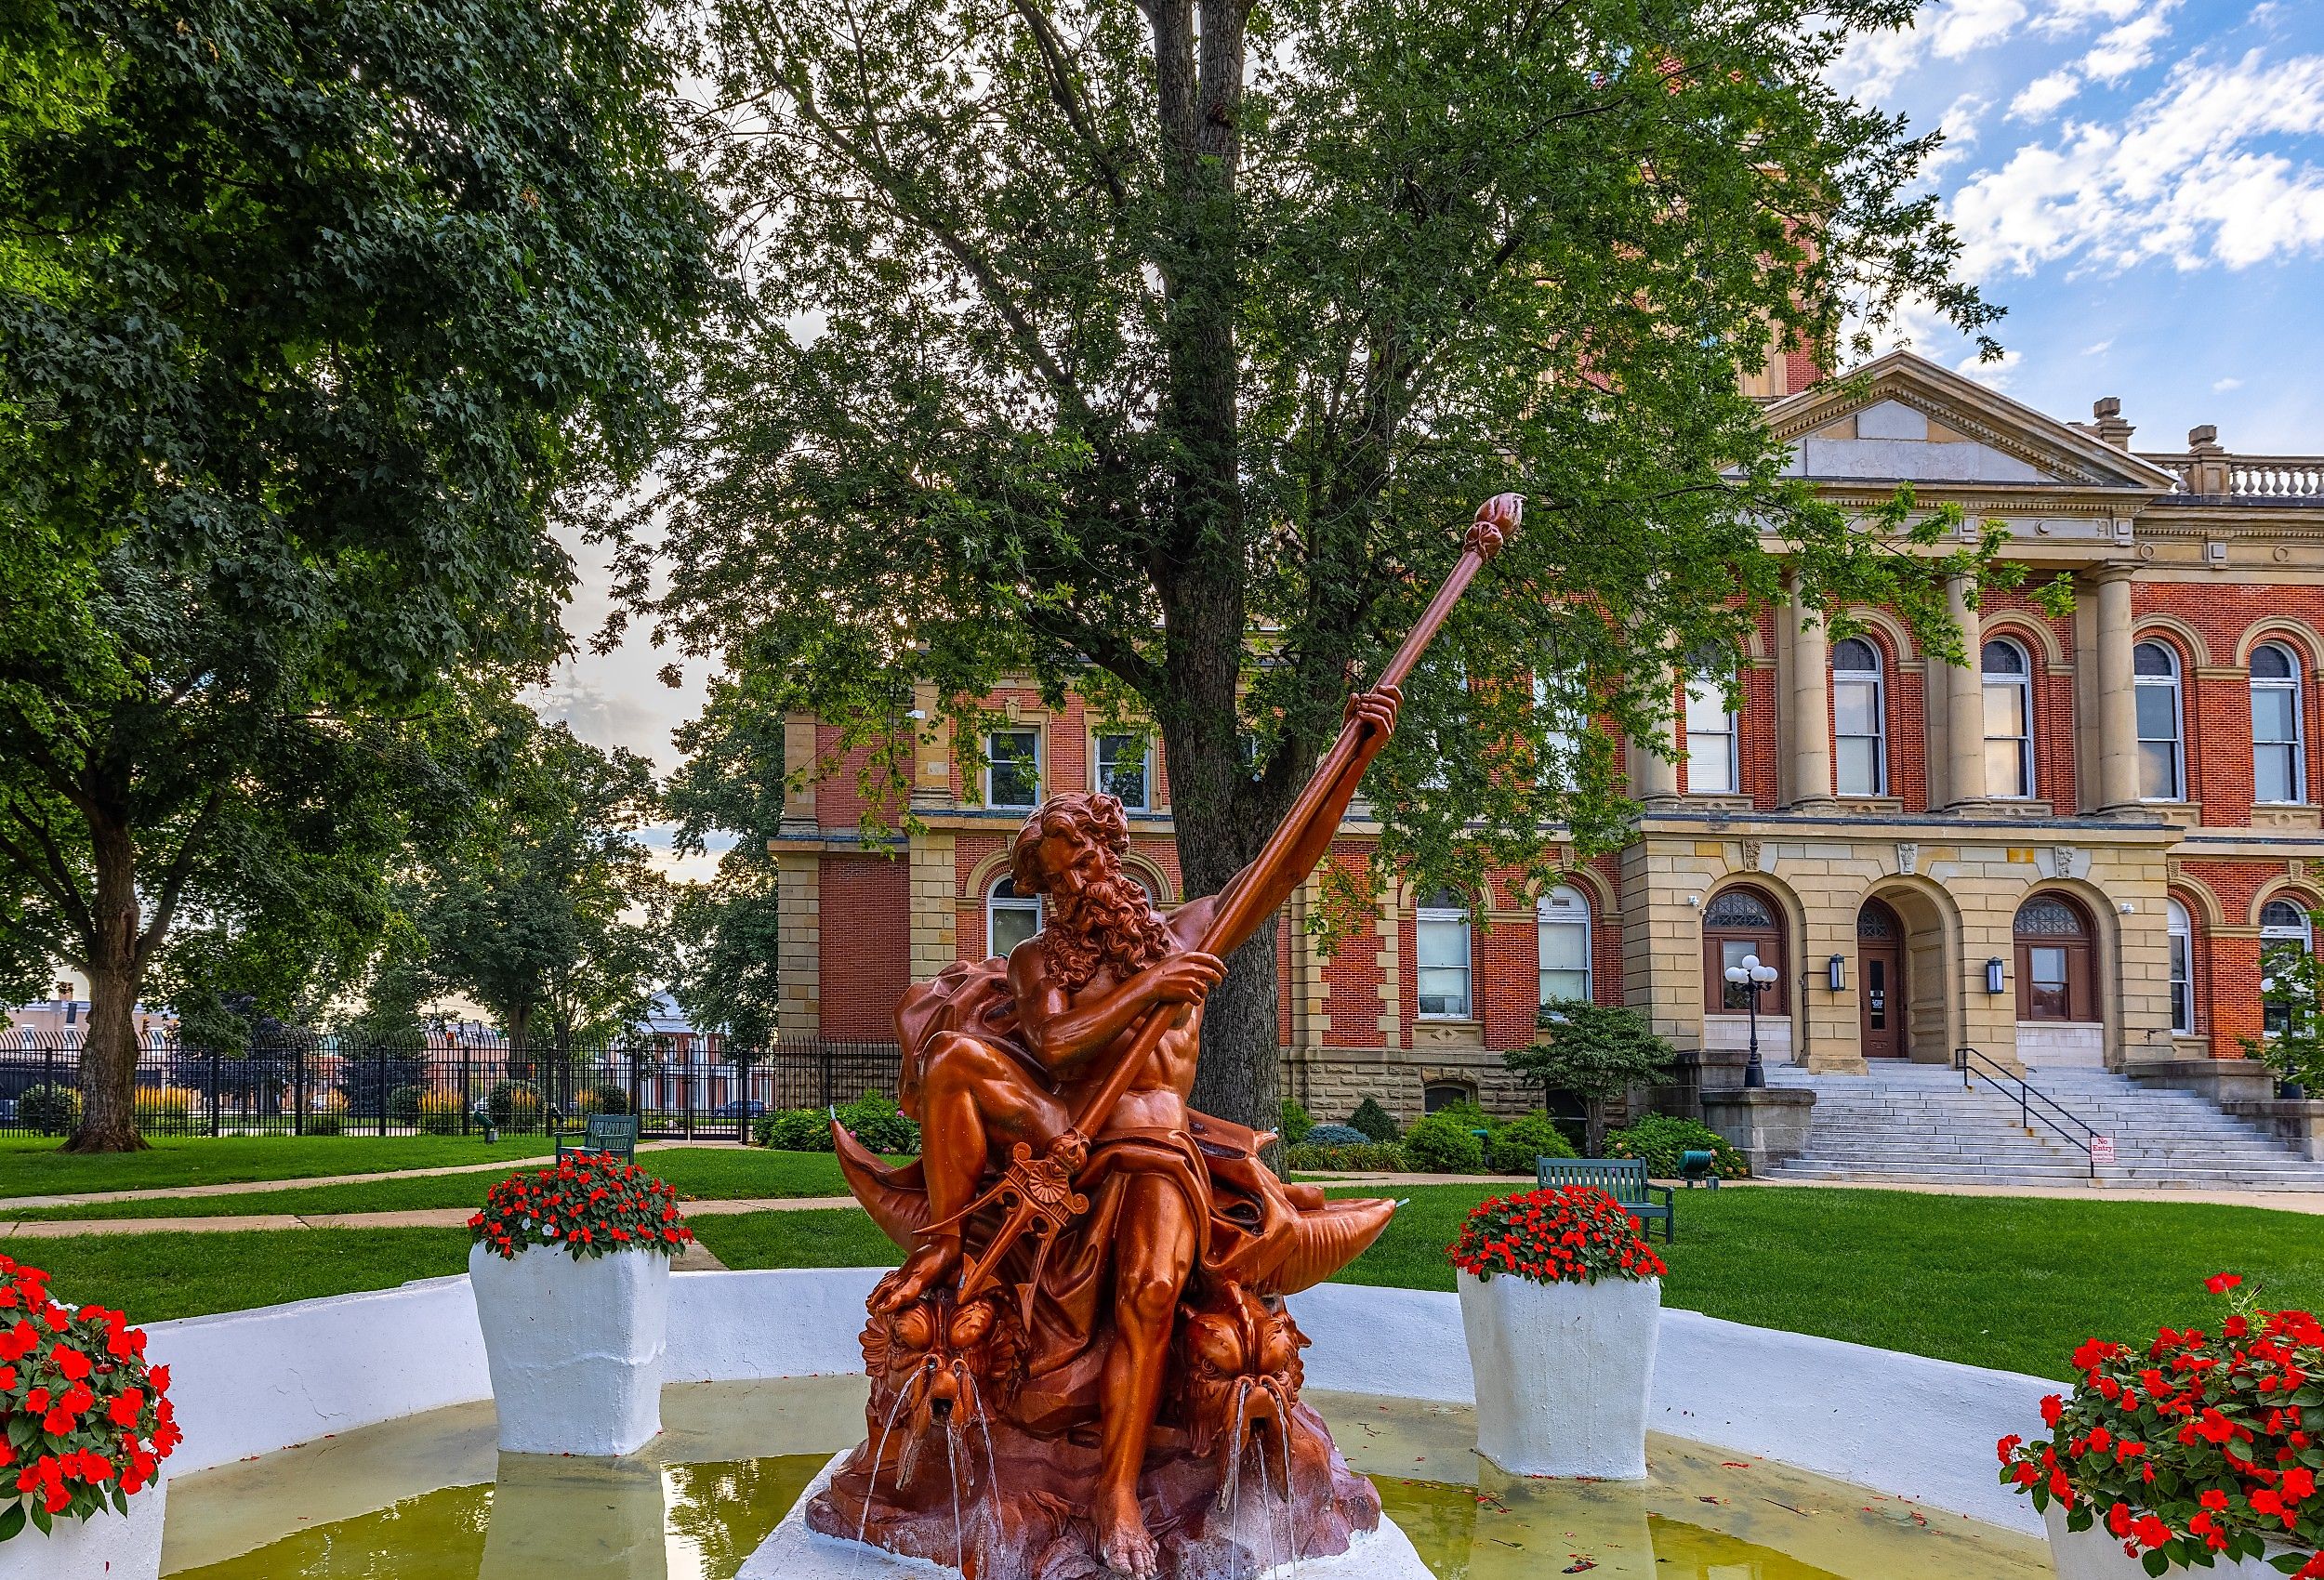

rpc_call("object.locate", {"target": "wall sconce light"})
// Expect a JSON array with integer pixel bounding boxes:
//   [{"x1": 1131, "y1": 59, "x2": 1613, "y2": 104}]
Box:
[
  {"x1": 1986, "y1": 956, "x2": 2007, "y2": 994},
  {"x1": 1827, "y1": 954, "x2": 1847, "y2": 992},
  {"x1": 1686, "y1": 894, "x2": 1701, "y2": 907}
]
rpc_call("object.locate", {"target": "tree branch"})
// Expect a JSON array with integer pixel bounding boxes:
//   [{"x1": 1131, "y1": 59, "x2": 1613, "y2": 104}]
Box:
[
  {"x1": 1009, "y1": 1, "x2": 1129, "y2": 207},
  {"x1": 0, "y1": 812, "x2": 93, "y2": 945},
  {"x1": 137, "y1": 786, "x2": 225, "y2": 962}
]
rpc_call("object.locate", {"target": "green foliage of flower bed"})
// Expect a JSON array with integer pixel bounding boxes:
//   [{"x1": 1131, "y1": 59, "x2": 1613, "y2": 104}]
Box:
[
  {"x1": 1283, "y1": 1139, "x2": 1408, "y2": 1171},
  {"x1": 1605, "y1": 1113, "x2": 1750, "y2": 1179},
  {"x1": 753, "y1": 1090, "x2": 918, "y2": 1154},
  {"x1": 1347, "y1": 1098, "x2": 1400, "y2": 1143},
  {"x1": 1278, "y1": 1099, "x2": 1314, "y2": 1144},
  {"x1": 1402, "y1": 1112, "x2": 1486, "y2": 1174},
  {"x1": 17, "y1": 1084, "x2": 82, "y2": 1134},
  {"x1": 1485, "y1": 1113, "x2": 1578, "y2": 1176}
]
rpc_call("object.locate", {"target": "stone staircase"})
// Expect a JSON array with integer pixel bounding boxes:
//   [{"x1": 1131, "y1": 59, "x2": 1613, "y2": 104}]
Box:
[{"x1": 1761, "y1": 1061, "x2": 2324, "y2": 1191}]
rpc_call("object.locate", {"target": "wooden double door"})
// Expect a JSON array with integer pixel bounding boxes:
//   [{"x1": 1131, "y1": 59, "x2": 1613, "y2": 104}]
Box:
[{"x1": 1856, "y1": 899, "x2": 1907, "y2": 1060}]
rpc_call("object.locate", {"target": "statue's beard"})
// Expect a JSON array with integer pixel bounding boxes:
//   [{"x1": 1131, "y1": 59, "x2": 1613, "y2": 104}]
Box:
[{"x1": 1042, "y1": 870, "x2": 1173, "y2": 996}]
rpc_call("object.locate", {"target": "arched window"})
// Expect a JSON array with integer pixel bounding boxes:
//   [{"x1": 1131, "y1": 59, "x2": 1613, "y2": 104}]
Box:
[
  {"x1": 1423, "y1": 1081, "x2": 1476, "y2": 1114},
  {"x1": 1832, "y1": 637, "x2": 1886, "y2": 796},
  {"x1": 2014, "y1": 895, "x2": 2096, "y2": 1022},
  {"x1": 1684, "y1": 663, "x2": 1738, "y2": 795},
  {"x1": 2134, "y1": 641, "x2": 2185, "y2": 801},
  {"x1": 1982, "y1": 639, "x2": 2035, "y2": 799},
  {"x1": 986, "y1": 877, "x2": 1041, "y2": 958},
  {"x1": 2262, "y1": 898, "x2": 2313, "y2": 1038},
  {"x1": 1415, "y1": 887, "x2": 1472, "y2": 1020},
  {"x1": 1702, "y1": 886, "x2": 1787, "y2": 1013},
  {"x1": 2251, "y1": 642, "x2": 2306, "y2": 805},
  {"x1": 1534, "y1": 665, "x2": 1586, "y2": 787},
  {"x1": 1538, "y1": 885, "x2": 1592, "y2": 1006},
  {"x1": 2167, "y1": 899, "x2": 2193, "y2": 1034}
]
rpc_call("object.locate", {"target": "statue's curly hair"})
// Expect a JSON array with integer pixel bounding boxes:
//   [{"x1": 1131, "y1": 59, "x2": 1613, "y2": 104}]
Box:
[{"x1": 1010, "y1": 793, "x2": 1172, "y2": 993}]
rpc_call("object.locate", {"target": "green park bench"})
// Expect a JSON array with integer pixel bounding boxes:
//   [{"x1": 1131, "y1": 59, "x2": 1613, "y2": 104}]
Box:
[
  {"x1": 1535, "y1": 1155, "x2": 1676, "y2": 1244},
  {"x1": 555, "y1": 1113, "x2": 641, "y2": 1165}
]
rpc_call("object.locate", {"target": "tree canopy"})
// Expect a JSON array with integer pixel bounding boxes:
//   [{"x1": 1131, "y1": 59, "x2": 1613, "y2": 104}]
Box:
[
  {"x1": 0, "y1": 0, "x2": 717, "y2": 1147},
  {"x1": 622, "y1": 0, "x2": 2014, "y2": 1130},
  {"x1": 665, "y1": 676, "x2": 789, "y2": 1047}
]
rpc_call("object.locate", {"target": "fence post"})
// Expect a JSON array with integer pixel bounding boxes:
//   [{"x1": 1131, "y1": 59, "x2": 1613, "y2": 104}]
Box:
[
  {"x1": 682, "y1": 1046, "x2": 695, "y2": 1142},
  {"x1": 294, "y1": 1044, "x2": 307, "y2": 1139},
  {"x1": 41, "y1": 1040, "x2": 55, "y2": 1138},
  {"x1": 376, "y1": 1045, "x2": 389, "y2": 1138},
  {"x1": 820, "y1": 1045, "x2": 833, "y2": 1112},
  {"x1": 207, "y1": 1047, "x2": 220, "y2": 1138},
  {"x1": 461, "y1": 1039, "x2": 472, "y2": 1137}
]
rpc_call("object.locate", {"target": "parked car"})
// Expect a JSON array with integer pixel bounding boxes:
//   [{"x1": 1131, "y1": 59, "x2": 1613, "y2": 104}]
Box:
[{"x1": 711, "y1": 1099, "x2": 766, "y2": 1119}]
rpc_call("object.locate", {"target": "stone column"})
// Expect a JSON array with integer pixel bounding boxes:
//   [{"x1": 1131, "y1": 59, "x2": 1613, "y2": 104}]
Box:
[
  {"x1": 1785, "y1": 574, "x2": 1834, "y2": 809},
  {"x1": 1630, "y1": 657, "x2": 1681, "y2": 803},
  {"x1": 2091, "y1": 567, "x2": 2141, "y2": 810},
  {"x1": 780, "y1": 713, "x2": 820, "y2": 836},
  {"x1": 909, "y1": 682, "x2": 952, "y2": 810},
  {"x1": 1943, "y1": 573, "x2": 1987, "y2": 809}
]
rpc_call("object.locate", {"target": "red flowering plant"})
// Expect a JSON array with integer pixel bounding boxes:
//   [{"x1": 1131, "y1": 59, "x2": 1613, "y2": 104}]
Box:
[
  {"x1": 469, "y1": 1153, "x2": 694, "y2": 1261},
  {"x1": 1446, "y1": 1186, "x2": 1669, "y2": 1285},
  {"x1": 0, "y1": 1252, "x2": 178, "y2": 1543},
  {"x1": 2000, "y1": 1275, "x2": 2324, "y2": 1576}
]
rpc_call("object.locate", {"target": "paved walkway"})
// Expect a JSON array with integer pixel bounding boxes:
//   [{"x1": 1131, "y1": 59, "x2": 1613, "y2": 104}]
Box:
[
  {"x1": 1302, "y1": 1170, "x2": 2324, "y2": 1214},
  {"x1": 0, "y1": 1138, "x2": 746, "y2": 1214}
]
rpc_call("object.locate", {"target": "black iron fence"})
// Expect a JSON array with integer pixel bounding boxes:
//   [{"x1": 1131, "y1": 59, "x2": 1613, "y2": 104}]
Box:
[{"x1": 0, "y1": 1034, "x2": 902, "y2": 1144}]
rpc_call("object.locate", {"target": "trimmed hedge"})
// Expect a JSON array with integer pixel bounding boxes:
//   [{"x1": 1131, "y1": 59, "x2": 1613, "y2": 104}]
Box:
[
  {"x1": 1284, "y1": 1139, "x2": 1408, "y2": 1172},
  {"x1": 1403, "y1": 1112, "x2": 1486, "y2": 1174},
  {"x1": 1485, "y1": 1112, "x2": 1578, "y2": 1175}
]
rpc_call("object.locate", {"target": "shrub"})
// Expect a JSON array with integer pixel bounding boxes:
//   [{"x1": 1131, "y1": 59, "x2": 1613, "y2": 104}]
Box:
[
  {"x1": 416, "y1": 1090, "x2": 469, "y2": 1135},
  {"x1": 305, "y1": 1112, "x2": 346, "y2": 1136},
  {"x1": 574, "y1": 1083, "x2": 630, "y2": 1117},
  {"x1": 1999, "y1": 1275, "x2": 2324, "y2": 1572},
  {"x1": 756, "y1": 1108, "x2": 834, "y2": 1151},
  {"x1": 470, "y1": 1157, "x2": 693, "y2": 1261},
  {"x1": 1347, "y1": 1097, "x2": 1400, "y2": 1143},
  {"x1": 1278, "y1": 1099, "x2": 1315, "y2": 1145},
  {"x1": 1486, "y1": 1112, "x2": 1578, "y2": 1176},
  {"x1": 1284, "y1": 1140, "x2": 1408, "y2": 1172},
  {"x1": 1448, "y1": 1187, "x2": 1668, "y2": 1285},
  {"x1": 17, "y1": 1083, "x2": 81, "y2": 1134},
  {"x1": 1430, "y1": 1098, "x2": 1497, "y2": 1133},
  {"x1": 134, "y1": 1085, "x2": 201, "y2": 1134},
  {"x1": 838, "y1": 1089, "x2": 919, "y2": 1154},
  {"x1": 1304, "y1": 1123, "x2": 1368, "y2": 1146},
  {"x1": 1606, "y1": 1113, "x2": 1750, "y2": 1180},
  {"x1": 487, "y1": 1079, "x2": 545, "y2": 1132},
  {"x1": 385, "y1": 1084, "x2": 426, "y2": 1125},
  {"x1": 1403, "y1": 1112, "x2": 1486, "y2": 1174}
]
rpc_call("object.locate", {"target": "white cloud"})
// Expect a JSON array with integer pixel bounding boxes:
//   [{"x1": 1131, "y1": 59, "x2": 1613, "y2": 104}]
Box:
[
  {"x1": 2029, "y1": 0, "x2": 2147, "y2": 38},
  {"x1": 2081, "y1": 6, "x2": 2179, "y2": 83},
  {"x1": 1934, "y1": 0, "x2": 2030, "y2": 59},
  {"x1": 2083, "y1": 337, "x2": 2115, "y2": 354},
  {"x1": 1956, "y1": 348, "x2": 2027, "y2": 389},
  {"x1": 1949, "y1": 48, "x2": 2324, "y2": 279},
  {"x1": 2214, "y1": 376, "x2": 2246, "y2": 390},
  {"x1": 2011, "y1": 69, "x2": 2085, "y2": 121}
]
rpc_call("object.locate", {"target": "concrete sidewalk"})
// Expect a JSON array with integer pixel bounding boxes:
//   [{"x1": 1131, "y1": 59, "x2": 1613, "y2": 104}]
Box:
[
  {"x1": 0, "y1": 1192, "x2": 862, "y2": 1240},
  {"x1": 1301, "y1": 1169, "x2": 2324, "y2": 1214}
]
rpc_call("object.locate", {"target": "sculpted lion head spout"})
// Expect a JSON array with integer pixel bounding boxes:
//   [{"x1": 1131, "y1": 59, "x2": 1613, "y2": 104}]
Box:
[
  {"x1": 860, "y1": 1292, "x2": 1023, "y2": 1485},
  {"x1": 1174, "y1": 1281, "x2": 1309, "y2": 1494}
]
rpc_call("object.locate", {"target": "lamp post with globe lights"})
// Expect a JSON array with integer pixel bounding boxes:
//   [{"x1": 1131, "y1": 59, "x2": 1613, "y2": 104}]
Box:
[{"x1": 1723, "y1": 953, "x2": 1781, "y2": 1089}]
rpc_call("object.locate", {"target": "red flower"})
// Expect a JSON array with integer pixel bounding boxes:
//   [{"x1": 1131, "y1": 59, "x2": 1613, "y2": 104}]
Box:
[{"x1": 2208, "y1": 1274, "x2": 2244, "y2": 1296}]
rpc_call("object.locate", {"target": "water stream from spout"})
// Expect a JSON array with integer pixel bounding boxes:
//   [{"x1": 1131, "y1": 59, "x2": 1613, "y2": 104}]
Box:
[
  {"x1": 858, "y1": 1363, "x2": 931, "y2": 1547},
  {"x1": 1277, "y1": 1411, "x2": 1303, "y2": 1580},
  {"x1": 976, "y1": 1402, "x2": 1007, "y2": 1573},
  {"x1": 945, "y1": 1420, "x2": 966, "y2": 1574}
]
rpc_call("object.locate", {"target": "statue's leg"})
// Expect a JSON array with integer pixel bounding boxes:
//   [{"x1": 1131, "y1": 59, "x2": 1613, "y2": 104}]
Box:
[
  {"x1": 875, "y1": 1034, "x2": 1064, "y2": 1312},
  {"x1": 1093, "y1": 1173, "x2": 1197, "y2": 1578}
]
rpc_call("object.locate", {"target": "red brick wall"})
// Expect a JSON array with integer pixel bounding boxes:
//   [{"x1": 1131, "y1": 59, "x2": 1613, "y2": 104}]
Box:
[
  {"x1": 1317, "y1": 844, "x2": 1387, "y2": 1047},
  {"x1": 817, "y1": 855, "x2": 912, "y2": 1039},
  {"x1": 813, "y1": 724, "x2": 910, "y2": 831}
]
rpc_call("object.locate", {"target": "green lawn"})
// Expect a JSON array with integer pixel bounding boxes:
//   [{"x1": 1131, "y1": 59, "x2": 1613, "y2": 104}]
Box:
[
  {"x1": 0, "y1": 1136, "x2": 555, "y2": 1199},
  {"x1": 7, "y1": 1147, "x2": 858, "y2": 1220},
  {"x1": 1329, "y1": 1182, "x2": 2324, "y2": 1378},
  {"x1": 13, "y1": 1228, "x2": 475, "y2": 1323},
  {"x1": 16, "y1": 1184, "x2": 2322, "y2": 1381}
]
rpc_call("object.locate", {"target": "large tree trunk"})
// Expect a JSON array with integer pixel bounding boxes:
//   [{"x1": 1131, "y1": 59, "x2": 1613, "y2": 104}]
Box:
[{"x1": 68, "y1": 814, "x2": 151, "y2": 1152}]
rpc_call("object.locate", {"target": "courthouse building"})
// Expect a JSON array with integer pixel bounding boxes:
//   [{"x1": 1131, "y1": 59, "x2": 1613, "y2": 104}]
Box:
[{"x1": 771, "y1": 350, "x2": 2324, "y2": 1132}]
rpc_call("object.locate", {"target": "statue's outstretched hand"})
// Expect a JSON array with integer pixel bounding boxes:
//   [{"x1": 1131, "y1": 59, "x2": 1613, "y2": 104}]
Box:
[
  {"x1": 1147, "y1": 951, "x2": 1225, "y2": 1007},
  {"x1": 1343, "y1": 684, "x2": 1402, "y2": 739}
]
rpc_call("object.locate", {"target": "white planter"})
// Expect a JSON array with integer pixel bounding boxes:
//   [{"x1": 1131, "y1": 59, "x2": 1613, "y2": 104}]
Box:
[
  {"x1": 0, "y1": 1475, "x2": 167, "y2": 1580},
  {"x1": 2044, "y1": 1503, "x2": 2295, "y2": 1580},
  {"x1": 1457, "y1": 1269, "x2": 1659, "y2": 1479},
  {"x1": 469, "y1": 1244, "x2": 670, "y2": 1457}
]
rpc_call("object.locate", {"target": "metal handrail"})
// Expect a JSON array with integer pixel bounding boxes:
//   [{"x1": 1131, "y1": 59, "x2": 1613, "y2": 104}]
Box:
[{"x1": 1955, "y1": 1047, "x2": 2105, "y2": 1180}]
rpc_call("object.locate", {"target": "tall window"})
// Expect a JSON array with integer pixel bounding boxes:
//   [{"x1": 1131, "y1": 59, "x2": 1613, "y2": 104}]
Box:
[
  {"x1": 1982, "y1": 639, "x2": 2035, "y2": 798},
  {"x1": 2167, "y1": 899, "x2": 2194, "y2": 1034},
  {"x1": 2251, "y1": 642, "x2": 2306, "y2": 805},
  {"x1": 1701, "y1": 887, "x2": 1787, "y2": 1013},
  {"x1": 1684, "y1": 665, "x2": 1738, "y2": 795},
  {"x1": 1538, "y1": 885, "x2": 1592, "y2": 1005},
  {"x1": 2262, "y1": 899, "x2": 2313, "y2": 1038},
  {"x1": 1415, "y1": 887, "x2": 1473, "y2": 1020},
  {"x1": 2134, "y1": 640, "x2": 2185, "y2": 801},
  {"x1": 1095, "y1": 732, "x2": 1151, "y2": 809},
  {"x1": 1832, "y1": 637, "x2": 1886, "y2": 796},
  {"x1": 985, "y1": 728, "x2": 1041, "y2": 809},
  {"x1": 986, "y1": 877, "x2": 1041, "y2": 957},
  {"x1": 1534, "y1": 667, "x2": 1587, "y2": 786},
  {"x1": 2014, "y1": 895, "x2": 2095, "y2": 1022}
]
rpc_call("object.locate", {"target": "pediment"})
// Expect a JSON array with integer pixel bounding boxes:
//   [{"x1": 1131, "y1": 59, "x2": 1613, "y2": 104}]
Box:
[{"x1": 1764, "y1": 352, "x2": 2181, "y2": 493}]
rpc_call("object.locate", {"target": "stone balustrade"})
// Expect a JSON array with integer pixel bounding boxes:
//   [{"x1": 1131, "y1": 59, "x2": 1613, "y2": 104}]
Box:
[{"x1": 2139, "y1": 441, "x2": 2324, "y2": 500}]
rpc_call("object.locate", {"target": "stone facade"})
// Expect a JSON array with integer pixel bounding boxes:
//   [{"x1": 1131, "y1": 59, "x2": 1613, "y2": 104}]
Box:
[{"x1": 772, "y1": 351, "x2": 2324, "y2": 1126}]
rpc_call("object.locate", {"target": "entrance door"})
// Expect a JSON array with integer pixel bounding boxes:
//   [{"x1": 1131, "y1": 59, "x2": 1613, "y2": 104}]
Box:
[{"x1": 1857, "y1": 899, "x2": 1907, "y2": 1060}]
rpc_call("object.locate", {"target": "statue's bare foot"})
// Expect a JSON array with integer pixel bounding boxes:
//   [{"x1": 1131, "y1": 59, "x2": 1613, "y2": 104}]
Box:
[
  {"x1": 1095, "y1": 1490, "x2": 1159, "y2": 1579},
  {"x1": 870, "y1": 1239, "x2": 957, "y2": 1313}
]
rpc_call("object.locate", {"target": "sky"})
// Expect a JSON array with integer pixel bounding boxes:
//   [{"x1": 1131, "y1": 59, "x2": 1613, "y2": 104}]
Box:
[{"x1": 538, "y1": 0, "x2": 2324, "y2": 833}]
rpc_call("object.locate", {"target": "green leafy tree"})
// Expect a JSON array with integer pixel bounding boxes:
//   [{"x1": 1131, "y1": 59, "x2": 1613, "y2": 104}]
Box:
[
  {"x1": 407, "y1": 710, "x2": 673, "y2": 1057},
  {"x1": 1509, "y1": 1000, "x2": 1678, "y2": 1156},
  {"x1": 627, "y1": 0, "x2": 2024, "y2": 1132},
  {"x1": 2250, "y1": 929, "x2": 2324, "y2": 1092},
  {"x1": 664, "y1": 678, "x2": 790, "y2": 1047},
  {"x1": 0, "y1": 0, "x2": 714, "y2": 1148}
]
